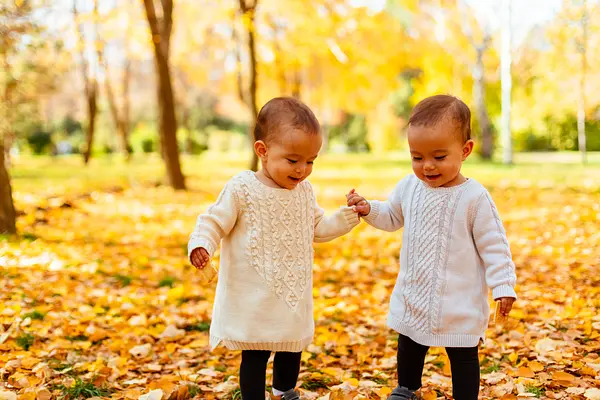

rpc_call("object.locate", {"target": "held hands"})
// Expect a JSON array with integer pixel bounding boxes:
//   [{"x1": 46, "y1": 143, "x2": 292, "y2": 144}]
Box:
[
  {"x1": 190, "y1": 247, "x2": 210, "y2": 269},
  {"x1": 346, "y1": 189, "x2": 371, "y2": 216}
]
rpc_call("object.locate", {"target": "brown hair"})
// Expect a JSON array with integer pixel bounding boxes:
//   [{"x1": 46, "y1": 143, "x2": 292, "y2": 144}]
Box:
[
  {"x1": 408, "y1": 94, "x2": 471, "y2": 142},
  {"x1": 254, "y1": 97, "x2": 321, "y2": 143}
]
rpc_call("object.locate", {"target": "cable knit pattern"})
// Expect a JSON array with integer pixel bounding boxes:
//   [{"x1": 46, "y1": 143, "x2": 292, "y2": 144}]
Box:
[
  {"x1": 364, "y1": 174, "x2": 517, "y2": 348},
  {"x1": 188, "y1": 171, "x2": 359, "y2": 351}
]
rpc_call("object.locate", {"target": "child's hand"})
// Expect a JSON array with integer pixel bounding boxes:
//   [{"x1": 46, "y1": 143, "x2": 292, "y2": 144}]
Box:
[
  {"x1": 191, "y1": 247, "x2": 210, "y2": 269},
  {"x1": 346, "y1": 189, "x2": 371, "y2": 216},
  {"x1": 496, "y1": 297, "x2": 515, "y2": 317}
]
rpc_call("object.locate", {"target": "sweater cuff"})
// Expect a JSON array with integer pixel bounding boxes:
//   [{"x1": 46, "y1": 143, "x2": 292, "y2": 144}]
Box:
[
  {"x1": 492, "y1": 284, "x2": 517, "y2": 300},
  {"x1": 340, "y1": 206, "x2": 360, "y2": 228},
  {"x1": 188, "y1": 236, "x2": 216, "y2": 260},
  {"x1": 363, "y1": 200, "x2": 380, "y2": 222}
]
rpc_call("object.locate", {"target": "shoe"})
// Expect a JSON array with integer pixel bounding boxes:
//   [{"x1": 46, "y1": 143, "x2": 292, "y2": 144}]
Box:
[
  {"x1": 280, "y1": 389, "x2": 300, "y2": 400},
  {"x1": 388, "y1": 386, "x2": 417, "y2": 400}
]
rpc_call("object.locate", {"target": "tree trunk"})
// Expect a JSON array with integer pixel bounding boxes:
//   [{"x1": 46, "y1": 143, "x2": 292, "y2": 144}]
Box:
[
  {"x1": 74, "y1": 0, "x2": 99, "y2": 165},
  {"x1": 0, "y1": 142, "x2": 16, "y2": 235},
  {"x1": 578, "y1": 0, "x2": 587, "y2": 165},
  {"x1": 82, "y1": 87, "x2": 98, "y2": 164},
  {"x1": 500, "y1": 0, "x2": 513, "y2": 165},
  {"x1": 473, "y1": 45, "x2": 492, "y2": 160},
  {"x1": 121, "y1": 0, "x2": 133, "y2": 160},
  {"x1": 122, "y1": 58, "x2": 132, "y2": 159},
  {"x1": 181, "y1": 109, "x2": 194, "y2": 154},
  {"x1": 143, "y1": 0, "x2": 186, "y2": 190},
  {"x1": 239, "y1": 0, "x2": 260, "y2": 171},
  {"x1": 98, "y1": 41, "x2": 132, "y2": 161}
]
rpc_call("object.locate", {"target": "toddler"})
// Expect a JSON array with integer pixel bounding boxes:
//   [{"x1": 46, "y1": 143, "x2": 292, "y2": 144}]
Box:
[
  {"x1": 189, "y1": 97, "x2": 360, "y2": 400},
  {"x1": 347, "y1": 95, "x2": 517, "y2": 400}
]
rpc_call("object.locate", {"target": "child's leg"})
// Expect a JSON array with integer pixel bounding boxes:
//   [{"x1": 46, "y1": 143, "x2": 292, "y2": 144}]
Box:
[
  {"x1": 396, "y1": 334, "x2": 429, "y2": 391},
  {"x1": 445, "y1": 346, "x2": 480, "y2": 400},
  {"x1": 240, "y1": 350, "x2": 271, "y2": 399},
  {"x1": 271, "y1": 351, "x2": 302, "y2": 396}
]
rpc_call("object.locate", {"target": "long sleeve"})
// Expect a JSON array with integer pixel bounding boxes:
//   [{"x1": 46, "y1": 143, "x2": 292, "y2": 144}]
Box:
[
  {"x1": 188, "y1": 182, "x2": 239, "y2": 258},
  {"x1": 362, "y1": 179, "x2": 405, "y2": 232},
  {"x1": 313, "y1": 202, "x2": 360, "y2": 243},
  {"x1": 472, "y1": 192, "x2": 517, "y2": 299}
]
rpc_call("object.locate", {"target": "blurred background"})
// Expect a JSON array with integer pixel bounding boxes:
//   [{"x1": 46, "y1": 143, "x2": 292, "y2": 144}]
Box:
[{"x1": 2, "y1": 0, "x2": 599, "y2": 181}]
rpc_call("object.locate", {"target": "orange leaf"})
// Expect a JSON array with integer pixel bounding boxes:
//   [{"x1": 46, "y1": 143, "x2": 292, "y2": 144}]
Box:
[
  {"x1": 552, "y1": 371, "x2": 575, "y2": 382},
  {"x1": 528, "y1": 361, "x2": 544, "y2": 372},
  {"x1": 36, "y1": 389, "x2": 52, "y2": 400},
  {"x1": 580, "y1": 366, "x2": 596, "y2": 376},
  {"x1": 517, "y1": 366, "x2": 535, "y2": 378},
  {"x1": 421, "y1": 390, "x2": 438, "y2": 400}
]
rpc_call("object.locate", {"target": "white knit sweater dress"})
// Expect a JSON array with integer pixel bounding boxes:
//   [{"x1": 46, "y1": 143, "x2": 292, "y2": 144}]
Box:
[
  {"x1": 188, "y1": 171, "x2": 360, "y2": 351},
  {"x1": 364, "y1": 174, "x2": 517, "y2": 347}
]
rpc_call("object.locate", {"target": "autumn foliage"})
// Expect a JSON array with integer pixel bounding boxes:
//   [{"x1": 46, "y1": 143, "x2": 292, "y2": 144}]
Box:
[{"x1": 1, "y1": 156, "x2": 599, "y2": 399}]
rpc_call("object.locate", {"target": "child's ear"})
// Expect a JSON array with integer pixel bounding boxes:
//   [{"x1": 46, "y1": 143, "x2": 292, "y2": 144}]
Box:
[
  {"x1": 254, "y1": 140, "x2": 268, "y2": 160},
  {"x1": 462, "y1": 140, "x2": 474, "y2": 160}
]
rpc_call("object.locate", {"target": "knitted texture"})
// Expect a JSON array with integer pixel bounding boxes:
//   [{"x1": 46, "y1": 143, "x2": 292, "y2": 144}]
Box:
[
  {"x1": 188, "y1": 171, "x2": 360, "y2": 351},
  {"x1": 364, "y1": 174, "x2": 517, "y2": 347}
]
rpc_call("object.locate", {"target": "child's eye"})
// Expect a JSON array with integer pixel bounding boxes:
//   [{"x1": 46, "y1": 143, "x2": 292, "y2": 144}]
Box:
[
  {"x1": 287, "y1": 159, "x2": 297, "y2": 164},
  {"x1": 412, "y1": 157, "x2": 422, "y2": 161},
  {"x1": 435, "y1": 156, "x2": 447, "y2": 160},
  {"x1": 307, "y1": 161, "x2": 314, "y2": 165}
]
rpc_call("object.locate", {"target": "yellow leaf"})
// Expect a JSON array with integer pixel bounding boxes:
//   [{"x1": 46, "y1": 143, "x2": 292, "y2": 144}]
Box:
[
  {"x1": 346, "y1": 378, "x2": 359, "y2": 387},
  {"x1": 322, "y1": 367, "x2": 343, "y2": 378},
  {"x1": 375, "y1": 387, "x2": 391, "y2": 399},
  {"x1": 508, "y1": 352, "x2": 519, "y2": 364},
  {"x1": 20, "y1": 357, "x2": 41, "y2": 370},
  {"x1": 301, "y1": 352, "x2": 312, "y2": 363}
]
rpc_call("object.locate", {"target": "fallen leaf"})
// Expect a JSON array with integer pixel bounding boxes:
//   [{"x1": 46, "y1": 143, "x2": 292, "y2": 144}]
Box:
[
  {"x1": 585, "y1": 388, "x2": 600, "y2": 400},
  {"x1": 552, "y1": 371, "x2": 575, "y2": 382},
  {"x1": 517, "y1": 366, "x2": 535, "y2": 378},
  {"x1": 138, "y1": 389, "x2": 163, "y2": 400},
  {"x1": 129, "y1": 344, "x2": 151, "y2": 358},
  {"x1": 0, "y1": 391, "x2": 17, "y2": 400},
  {"x1": 528, "y1": 361, "x2": 544, "y2": 372},
  {"x1": 421, "y1": 390, "x2": 437, "y2": 400},
  {"x1": 159, "y1": 325, "x2": 185, "y2": 339},
  {"x1": 35, "y1": 389, "x2": 51, "y2": 400}
]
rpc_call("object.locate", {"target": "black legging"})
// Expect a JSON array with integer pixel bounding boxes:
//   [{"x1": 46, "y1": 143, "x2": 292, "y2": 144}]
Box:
[
  {"x1": 240, "y1": 350, "x2": 302, "y2": 400},
  {"x1": 396, "y1": 334, "x2": 480, "y2": 400}
]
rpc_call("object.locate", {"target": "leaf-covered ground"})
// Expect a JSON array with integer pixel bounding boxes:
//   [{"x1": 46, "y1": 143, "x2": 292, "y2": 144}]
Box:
[{"x1": 1, "y1": 155, "x2": 600, "y2": 400}]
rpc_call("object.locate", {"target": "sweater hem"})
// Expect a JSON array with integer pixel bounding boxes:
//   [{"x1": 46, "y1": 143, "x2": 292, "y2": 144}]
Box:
[
  {"x1": 387, "y1": 314, "x2": 483, "y2": 348},
  {"x1": 210, "y1": 335, "x2": 313, "y2": 352}
]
